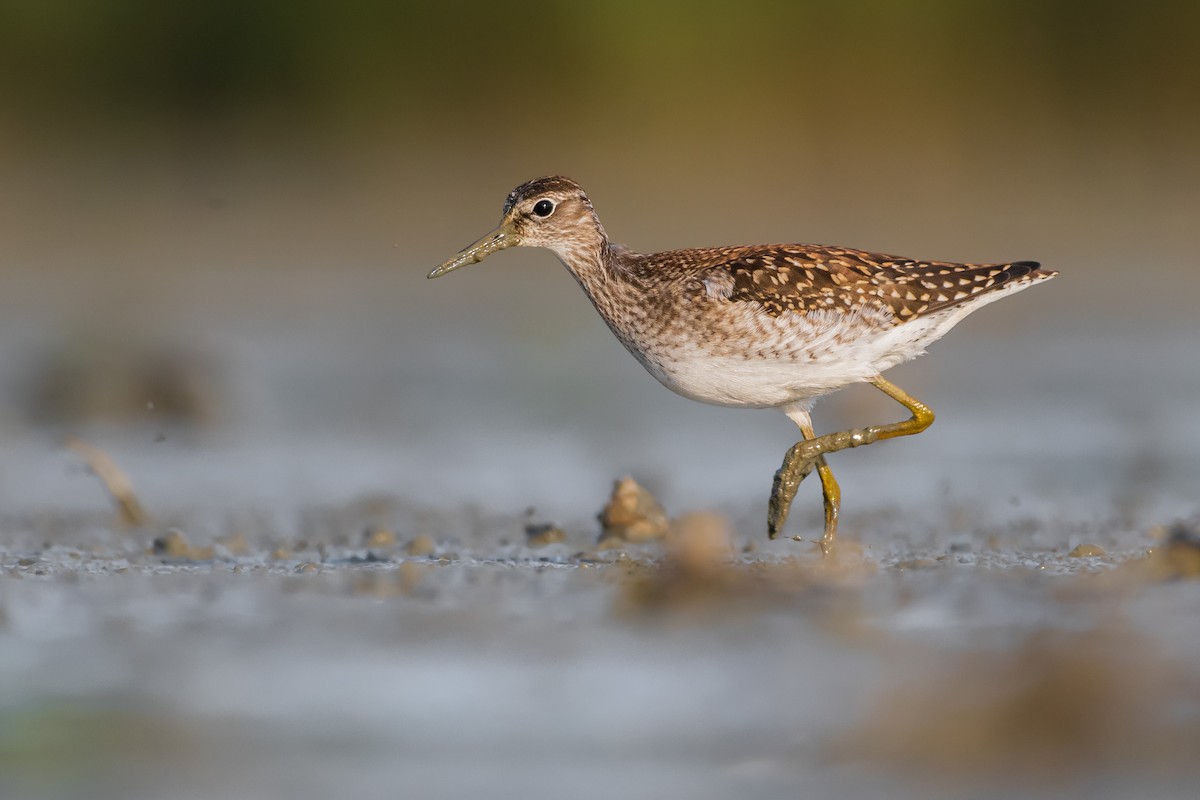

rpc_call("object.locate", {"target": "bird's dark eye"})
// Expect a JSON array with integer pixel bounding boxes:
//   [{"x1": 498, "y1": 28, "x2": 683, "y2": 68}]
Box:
[{"x1": 532, "y1": 199, "x2": 555, "y2": 218}]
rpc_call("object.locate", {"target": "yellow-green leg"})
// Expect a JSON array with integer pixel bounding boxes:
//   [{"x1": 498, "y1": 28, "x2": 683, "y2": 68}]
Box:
[
  {"x1": 797, "y1": 418, "x2": 840, "y2": 549},
  {"x1": 768, "y1": 375, "x2": 935, "y2": 546}
]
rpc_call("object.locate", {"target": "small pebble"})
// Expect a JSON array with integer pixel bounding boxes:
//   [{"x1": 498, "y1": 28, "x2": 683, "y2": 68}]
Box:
[
  {"x1": 1068, "y1": 544, "x2": 1106, "y2": 558},
  {"x1": 153, "y1": 529, "x2": 194, "y2": 559},
  {"x1": 154, "y1": 529, "x2": 191, "y2": 558},
  {"x1": 526, "y1": 523, "x2": 566, "y2": 548},
  {"x1": 365, "y1": 526, "x2": 397, "y2": 549}
]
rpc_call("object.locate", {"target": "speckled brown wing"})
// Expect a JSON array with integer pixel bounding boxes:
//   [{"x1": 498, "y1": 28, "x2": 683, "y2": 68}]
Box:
[
  {"x1": 872, "y1": 257, "x2": 1049, "y2": 320},
  {"x1": 683, "y1": 244, "x2": 1048, "y2": 323}
]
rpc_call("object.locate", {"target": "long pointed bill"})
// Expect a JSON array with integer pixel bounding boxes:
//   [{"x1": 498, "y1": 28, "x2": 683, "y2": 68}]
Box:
[{"x1": 428, "y1": 223, "x2": 521, "y2": 279}]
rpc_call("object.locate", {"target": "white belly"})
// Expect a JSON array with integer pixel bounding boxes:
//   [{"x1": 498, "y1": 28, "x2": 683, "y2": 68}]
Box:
[
  {"x1": 637, "y1": 349, "x2": 881, "y2": 408},
  {"x1": 621, "y1": 281, "x2": 1039, "y2": 409}
]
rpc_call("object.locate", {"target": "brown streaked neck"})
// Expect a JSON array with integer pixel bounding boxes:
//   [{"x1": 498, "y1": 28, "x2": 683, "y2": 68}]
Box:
[
  {"x1": 544, "y1": 214, "x2": 631, "y2": 290},
  {"x1": 551, "y1": 233, "x2": 650, "y2": 338}
]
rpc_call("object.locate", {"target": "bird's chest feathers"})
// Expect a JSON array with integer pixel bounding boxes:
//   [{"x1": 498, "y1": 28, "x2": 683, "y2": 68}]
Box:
[{"x1": 594, "y1": 289, "x2": 894, "y2": 407}]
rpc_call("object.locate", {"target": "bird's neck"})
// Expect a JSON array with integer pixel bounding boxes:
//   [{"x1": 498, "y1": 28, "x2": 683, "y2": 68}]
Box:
[
  {"x1": 548, "y1": 217, "x2": 632, "y2": 288},
  {"x1": 552, "y1": 237, "x2": 657, "y2": 362},
  {"x1": 547, "y1": 223, "x2": 645, "y2": 333}
]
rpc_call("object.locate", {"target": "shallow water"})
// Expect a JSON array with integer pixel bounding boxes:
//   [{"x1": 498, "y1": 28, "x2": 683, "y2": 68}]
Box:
[{"x1": 1, "y1": 283, "x2": 1199, "y2": 799}]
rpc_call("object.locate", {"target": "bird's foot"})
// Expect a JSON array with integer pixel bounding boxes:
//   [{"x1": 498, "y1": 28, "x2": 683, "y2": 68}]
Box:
[{"x1": 767, "y1": 441, "x2": 818, "y2": 540}]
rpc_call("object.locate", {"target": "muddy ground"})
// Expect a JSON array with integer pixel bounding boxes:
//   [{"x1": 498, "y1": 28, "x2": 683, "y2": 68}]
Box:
[{"x1": 2, "y1": 312, "x2": 1199, "y2": 800}]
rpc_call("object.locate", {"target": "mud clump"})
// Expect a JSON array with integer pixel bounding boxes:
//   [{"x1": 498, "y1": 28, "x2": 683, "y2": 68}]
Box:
[
  {"x1": 612, "y1": 512, "x2": 859, "y2": 618},
  {"x1": 217, "y1": 532, "x2": 250, "y2": 557},
  {"x1": 664, "y1": 512, "x2": 735, "y2": 578},
  {"x1": 1119, "y1": 523, "x2": 1200, "y2": 582},
  {"x1": 151, "y1": 529, "x2": 213, "y2": 561},
  {"x1": 614, "y1": 511, "x2": 738, "y2": 616},
  {"x1": 406, "y1": 534, "x2": 436, "y2": 557},
  {"x1": 838, "y1": 627, "x2": 1200, "y2": 781},
  {"x1": 1146, "y1": 523, "x2": 1200, "y2": 580},
  {"x1": 597, "y1": 476, "x2": 669, "y2": 547},
  {"x1": 525, "y1": 522, "x2": 567, "y2": 548}
]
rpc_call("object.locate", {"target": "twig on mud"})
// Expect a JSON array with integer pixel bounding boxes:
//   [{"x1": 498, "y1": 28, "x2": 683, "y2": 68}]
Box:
[{"x1": 65, "y1": 435, "x2": 149, "y2": 527}]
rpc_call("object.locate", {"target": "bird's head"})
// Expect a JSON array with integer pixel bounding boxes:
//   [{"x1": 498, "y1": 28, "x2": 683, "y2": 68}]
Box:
[{"x1": 429, "y1": 176, "x2": 604, "y2": 278}]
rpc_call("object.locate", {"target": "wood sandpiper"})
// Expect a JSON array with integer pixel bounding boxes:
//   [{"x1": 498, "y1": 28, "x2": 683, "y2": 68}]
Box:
[{"x1": 430, "y1": 176, "x2": 1056, "y2": 550}]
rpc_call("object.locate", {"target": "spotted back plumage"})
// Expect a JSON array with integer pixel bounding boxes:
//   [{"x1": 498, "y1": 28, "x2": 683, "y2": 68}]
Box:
[{"x1": 629, "y1": 244, "x2": 1051, "y2": 324}]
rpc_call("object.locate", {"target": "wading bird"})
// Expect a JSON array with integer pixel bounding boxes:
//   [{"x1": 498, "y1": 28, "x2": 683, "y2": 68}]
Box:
[{"x1": 430, "y1": 177, "x2": 1055, "y2": 550}]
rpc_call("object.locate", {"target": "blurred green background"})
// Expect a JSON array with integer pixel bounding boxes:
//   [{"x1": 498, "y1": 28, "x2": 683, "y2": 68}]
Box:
[{"x1": 4, "y1": 0, "x2": 1197, "y2": 297}]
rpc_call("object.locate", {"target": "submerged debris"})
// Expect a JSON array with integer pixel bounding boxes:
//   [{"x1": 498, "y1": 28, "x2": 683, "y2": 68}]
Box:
[{"x1": 597, "y1": 476, "x2": 669, "y2": 547}]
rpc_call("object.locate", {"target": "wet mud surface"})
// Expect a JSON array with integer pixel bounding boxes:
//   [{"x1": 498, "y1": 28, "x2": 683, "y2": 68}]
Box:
[
  {"x1": 1, "y1": 320, "x2": 1198, "y2": 800},
  {"x1": 3, "y1": 482, "x2": 1200, "y2": 800}
]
